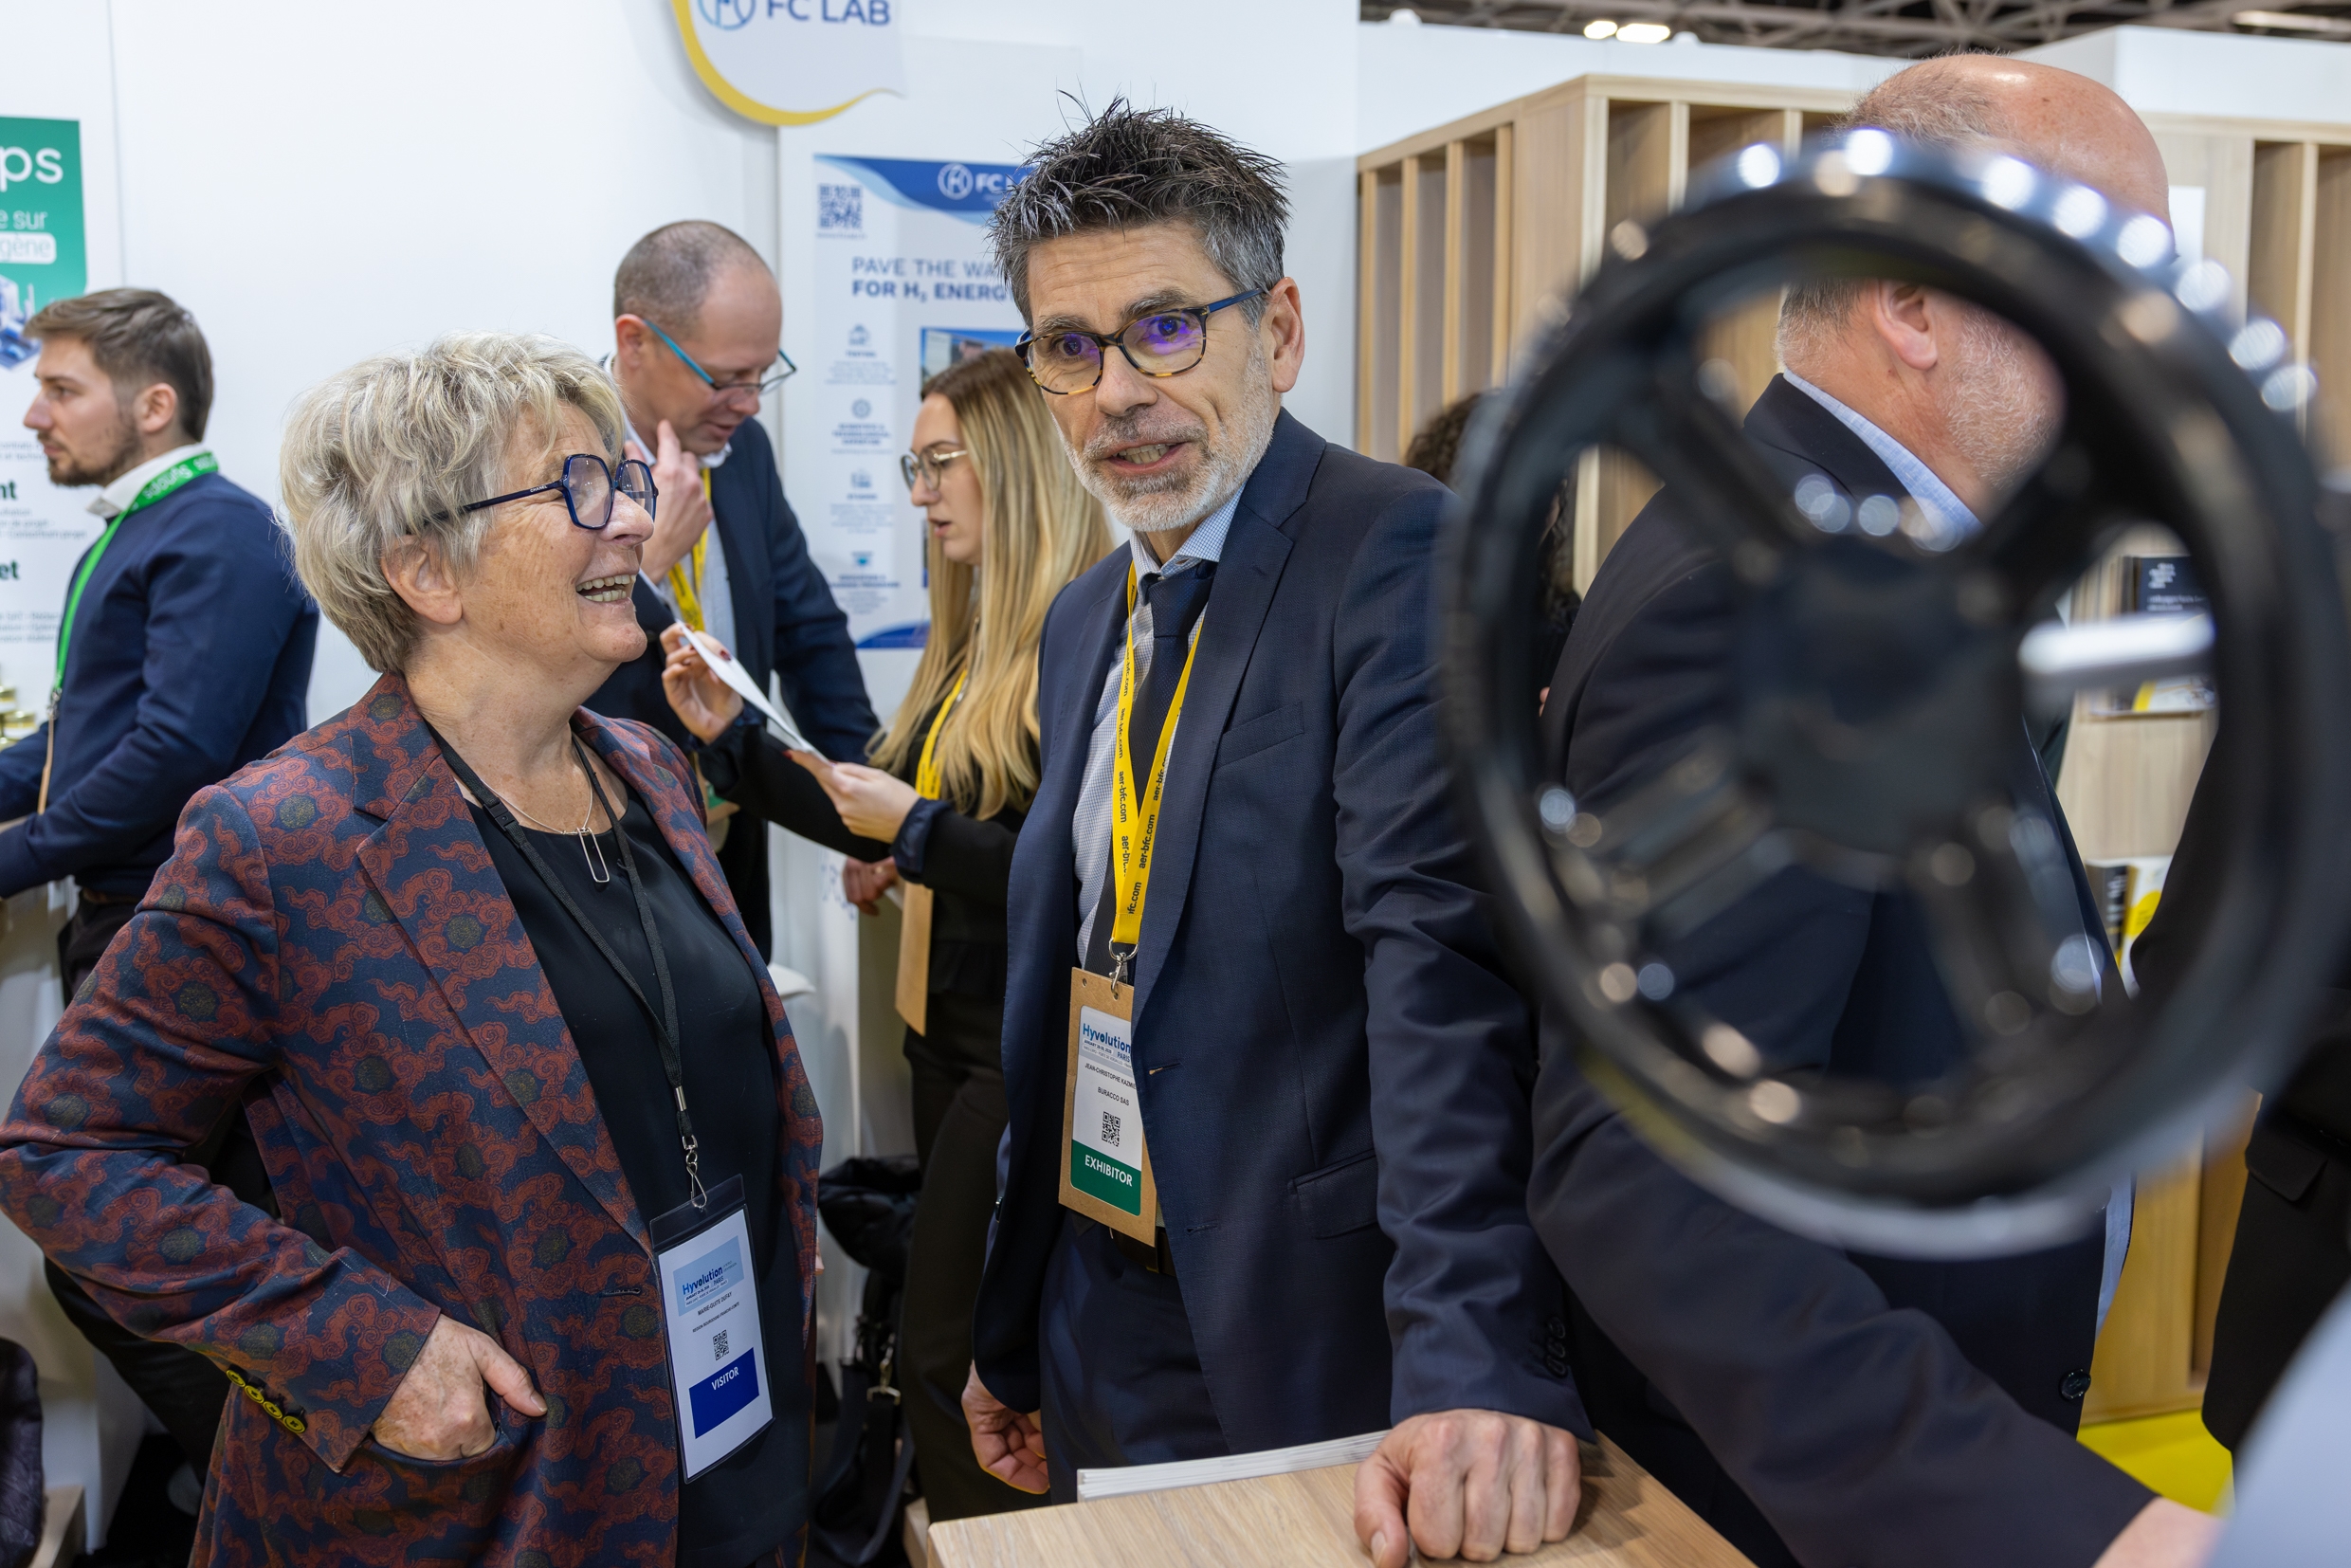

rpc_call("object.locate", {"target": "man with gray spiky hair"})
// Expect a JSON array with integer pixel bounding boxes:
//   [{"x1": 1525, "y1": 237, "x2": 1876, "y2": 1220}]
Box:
[{"x1": 962, "y1": 101, "x2": 1584, "y2": 1567}]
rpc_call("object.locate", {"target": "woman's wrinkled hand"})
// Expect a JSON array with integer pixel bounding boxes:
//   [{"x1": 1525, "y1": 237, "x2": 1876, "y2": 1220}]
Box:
[
  {"x1": 660, "y1": 623, "x2": 745, "y2": 743},
  {"x1": 373, "y1": 1314, "x2": 546, "y2": 1462},
  {"x1": 791, "y1": 753, "x2": 922, "y2": 842},
  {"x1": 842, "y1": 857, "x2": 900, "y2": 916}
]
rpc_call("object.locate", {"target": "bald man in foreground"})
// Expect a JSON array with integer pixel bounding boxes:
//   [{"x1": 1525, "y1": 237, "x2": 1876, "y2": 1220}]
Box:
[{"x1": 1524, "y1": 57, "x2": 2218, "y2": 1568}]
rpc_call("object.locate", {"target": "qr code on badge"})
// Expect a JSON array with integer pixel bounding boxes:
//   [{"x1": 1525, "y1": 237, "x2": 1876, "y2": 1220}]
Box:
[
  {"x1": 818, "y1": 184, "x2": 863, "y2": 231},
  {"x1": 711, "y1": 1328, "x2": 729, "y2": 1361},
  {"x1": 1100, "y1": 1111, "x2": 1121, "y2": 1147}
]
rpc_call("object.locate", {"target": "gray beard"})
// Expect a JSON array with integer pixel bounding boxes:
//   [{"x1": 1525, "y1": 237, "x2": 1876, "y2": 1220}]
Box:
[
  {"x1": 1945, "y1": 306, "x2": 2061, "y2": 504},
  {"x1": 1078, "y1": 345, "x2": 1281, "y2": 540}
]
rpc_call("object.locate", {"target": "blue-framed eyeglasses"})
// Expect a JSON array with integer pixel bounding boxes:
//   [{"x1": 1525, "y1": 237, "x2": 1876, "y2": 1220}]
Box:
[
  {"x1": 1014, "y1": 289, "x2": 1266, "y2": 395},
  {"x1": 639, "y1": 316, "x2": 797, "y2": 399},
  {"x1": 462, "y1": 453, "x2": 657, "y2": 531}
]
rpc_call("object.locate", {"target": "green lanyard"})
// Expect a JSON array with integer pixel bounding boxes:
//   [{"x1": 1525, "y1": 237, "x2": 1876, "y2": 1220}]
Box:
[{"x1": 52, "y1": 451, "x2": 218, "y2": 705}]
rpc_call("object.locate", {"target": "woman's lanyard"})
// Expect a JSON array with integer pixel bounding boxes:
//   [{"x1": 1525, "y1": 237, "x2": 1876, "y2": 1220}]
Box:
[
  {"x1": 914, "y1": 665, "x2": 968, "y2": 800},
  {"x1": 430, "y1": 726, "x2": 707, "y2": 1210}
]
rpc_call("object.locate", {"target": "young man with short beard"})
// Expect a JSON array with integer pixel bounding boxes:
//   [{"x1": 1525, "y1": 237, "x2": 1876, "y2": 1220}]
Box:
[
  {"x1": 10, "y1": 286, "x2": 315, "y2": 1506},
  {"x1": 961, "y1": 103, "x2": 1583, "y2": 1568}
]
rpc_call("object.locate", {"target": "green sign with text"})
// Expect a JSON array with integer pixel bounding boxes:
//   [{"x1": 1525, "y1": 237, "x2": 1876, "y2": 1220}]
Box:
[{"x1": 0, "y1": 118, "x2": 85, "y2": 368}]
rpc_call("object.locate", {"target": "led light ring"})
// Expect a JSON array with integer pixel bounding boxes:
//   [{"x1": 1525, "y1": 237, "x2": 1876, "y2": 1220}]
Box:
[{"x1": 1442, "y1": 136, "x2": 2351, "y2": 1257}]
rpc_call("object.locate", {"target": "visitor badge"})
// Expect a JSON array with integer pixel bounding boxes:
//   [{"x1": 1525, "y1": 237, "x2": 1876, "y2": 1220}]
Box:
[
  {"x1": 650, "y1": 1175, "x2": 773, "y2": 1480},
  {"x1": 1060, "y1": 968, "x2": 1159, "y2": 1244}
]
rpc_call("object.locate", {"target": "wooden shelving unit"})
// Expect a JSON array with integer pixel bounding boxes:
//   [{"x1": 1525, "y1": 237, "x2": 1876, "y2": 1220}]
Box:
[{"x1": 1360, "y1": 73, "x2": 2351, "y2": 1426}]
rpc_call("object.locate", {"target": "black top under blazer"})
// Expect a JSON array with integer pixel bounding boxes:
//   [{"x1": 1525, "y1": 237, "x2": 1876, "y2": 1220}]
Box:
[
  {"x1": 975, "y1": 410, "x2": 1588, "y2": 1449},
  {"x1": 586, "y1": 415, "x2": 878, "y2": 957},
  {"x1": 1531, "y1": 376, "x2": 2154, "y2": 1568}
]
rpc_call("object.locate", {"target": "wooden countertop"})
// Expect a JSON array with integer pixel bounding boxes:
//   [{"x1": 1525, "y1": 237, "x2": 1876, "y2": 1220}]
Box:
[{"x1": 928, "y1": 1434, "x2": 1756, "y2": 1568}]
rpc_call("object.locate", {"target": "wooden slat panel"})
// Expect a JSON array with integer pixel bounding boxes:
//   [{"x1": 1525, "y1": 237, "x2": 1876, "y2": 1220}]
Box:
[
  {"x1": 2195, "y1": 1097, "x2": 2259, "y2": 1377},
  {"x1": 1405, "y1": 154, "x2": 1449, "y2": 451},
  {"x1": 2086, "y1": 1146, "x2": 2205, "y2": 1422},
  {"x1": 1357, "y1": 168, "x2": 1379, "y2": 455},
  {"x1": 1366, "y1": 167, "x2": 1405, "y2": 463},
  {"x1": 1453, "y1": 136, "x2": 1500, "y2": 400},
  {"x1": 2250, "y1": 141, "x2": 2318, "y2": 358},
  {"x1": 1443, "y1": 140, "x2": 1467, "y2": 407},
  {"x1": 2311, "y1": 147, "x2": 2351, "y2": 467},
  {"x1": 1492, "y1": 122, "x2": 1515, "y2": 387},
  {"x1": 1511, "y1": 90, "x2": 1602, "y2": 352},
  {"x1": 1588, "y1": 100, "x2": 1684, "y2": 573}
]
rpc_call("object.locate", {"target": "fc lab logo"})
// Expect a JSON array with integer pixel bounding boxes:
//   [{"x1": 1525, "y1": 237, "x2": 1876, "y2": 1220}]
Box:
[
  {"x1": 937, "y1": 164, "x2": 975, "y2": 201},
  {"x1": 697, "y1": 0, "x2": 756, "y2": 27}
]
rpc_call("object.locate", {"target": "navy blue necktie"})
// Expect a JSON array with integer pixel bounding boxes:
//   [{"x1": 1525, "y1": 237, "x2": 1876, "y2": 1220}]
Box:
[{"x1": 1084, "y1": 560, "x2": 1217, "y2": 976}]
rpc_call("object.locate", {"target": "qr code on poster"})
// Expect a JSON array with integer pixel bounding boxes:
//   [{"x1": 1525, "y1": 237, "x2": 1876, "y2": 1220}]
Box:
[
  {"x1": 818, "y1": 184, "x2": 863, "y2": 231},
  {"x1": 1099, "y1": 1111, "x2": 1121, "y2": 1148},
  {"x1": 712, "y1": 1328, "x2": 729, "y2": 1361}
]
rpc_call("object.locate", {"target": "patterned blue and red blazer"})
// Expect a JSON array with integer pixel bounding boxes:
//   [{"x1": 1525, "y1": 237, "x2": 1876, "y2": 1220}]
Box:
[{"x1": 0, "y1": 676, "x2": 822, "y2": 1565}]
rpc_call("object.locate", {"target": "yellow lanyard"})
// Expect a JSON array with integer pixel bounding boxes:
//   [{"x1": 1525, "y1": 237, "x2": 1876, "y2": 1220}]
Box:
[
  {"x1": 1107, "y1": 567, "x2": 1204, "y2": 976},
  {"x1": 914, "y1": 666, "x2": 968, "y2": 800},
  {"x1": 665, "y1": 469, "x2": 715, "y2": 631}
]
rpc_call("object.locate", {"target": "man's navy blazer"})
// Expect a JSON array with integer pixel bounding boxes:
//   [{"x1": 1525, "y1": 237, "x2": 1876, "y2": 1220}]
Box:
[
  {"x1": 586, "y1": 415, "x2": 875, "y2": 955},
  {"x1": 0, "y1": 468, "x2": 316, "y2": 899},
  {"x1": 1530, "y1": 376, "x2": 2151, "y2": 1568},
  {"x1": 974, "y1": 410, "x2": 1587, "y2": 1449}
]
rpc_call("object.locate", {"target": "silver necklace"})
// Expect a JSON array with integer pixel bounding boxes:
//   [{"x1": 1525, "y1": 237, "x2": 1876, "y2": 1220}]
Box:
[{"x1": 490, "y1": 752, "x2": 611, "y2": 884}]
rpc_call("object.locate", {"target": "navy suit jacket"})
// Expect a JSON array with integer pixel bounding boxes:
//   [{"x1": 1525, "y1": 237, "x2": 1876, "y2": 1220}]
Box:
[
  {"x1": 975, "y1": 410, "x2": 1587, "y2": 1449},
  {"x1": 586, "y1": 415, "x2": 875, "y2": 955},
  {"x1": 0, "y1": 469, "x2": 317, "y2": 899},
  {"x1": 1531, "y1": 376, "x2": 2151, "y2": 1568}
]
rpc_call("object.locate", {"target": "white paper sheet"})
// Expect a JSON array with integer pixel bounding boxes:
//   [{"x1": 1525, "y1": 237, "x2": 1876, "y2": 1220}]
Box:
[
  {"x1": 1075, "y1": 1431, "x2": 1391, "y2": 1501},
  {"x1": 674, "y1": 619, "x2": 816, "y2": 755}
]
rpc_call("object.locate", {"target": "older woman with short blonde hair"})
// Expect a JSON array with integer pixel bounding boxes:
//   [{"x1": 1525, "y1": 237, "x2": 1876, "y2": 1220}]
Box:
[{"x1": 0, "y1": 332, "x2": 821, "y2": 1566}]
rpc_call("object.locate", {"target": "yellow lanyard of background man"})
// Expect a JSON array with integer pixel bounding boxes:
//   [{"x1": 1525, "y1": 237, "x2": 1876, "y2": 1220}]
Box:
[
  {"x1": 1107, "y1": 566, "x2": 1204, "y2": 984},
  {"x1": 915, "y1": 665, "x2": 968, "y2": 799},
  {"x1": 665, "y1": 469, "x2": 715, "y2": 631}
]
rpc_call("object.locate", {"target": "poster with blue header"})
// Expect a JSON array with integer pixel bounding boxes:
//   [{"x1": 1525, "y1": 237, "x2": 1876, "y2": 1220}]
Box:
[{"x1": 809, "y1": 155, "x2": 1027, "y2": 648}]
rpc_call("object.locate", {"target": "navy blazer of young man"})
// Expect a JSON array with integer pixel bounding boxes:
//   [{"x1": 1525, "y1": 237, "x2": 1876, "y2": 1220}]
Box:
[
  {"x1": 974, "y1": 409, "x2": 1586, "y2": 1449},
  {"x1": 1530, "y1": 374, "x2": 2153, "y2": 1568},
  {"x1": 587, "y1": 414, "x2": 875, "y2": 955}
]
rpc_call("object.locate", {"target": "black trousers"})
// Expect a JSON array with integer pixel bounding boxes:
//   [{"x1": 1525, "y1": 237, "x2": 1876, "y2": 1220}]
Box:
[
  {"x1": 49, "y1": 893, "x2": 274, "y2": 1478},
  {"x1": 899, "y1": 992, "x2": 1050, "y2": 1523},
  {"x1": 2203, "y1": 1115, "x2": 2351, "y2": 1449}
]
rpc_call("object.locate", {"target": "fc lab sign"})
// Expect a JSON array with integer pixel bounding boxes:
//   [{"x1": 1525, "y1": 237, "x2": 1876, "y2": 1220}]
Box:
[{"x1": 673, "y1": 0, "x2": 907, "y2": 126}]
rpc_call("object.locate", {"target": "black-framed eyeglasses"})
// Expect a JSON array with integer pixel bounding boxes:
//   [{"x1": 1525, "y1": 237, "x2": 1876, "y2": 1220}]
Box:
[
  {"x1": 1014, "y1": 289, "x2": 1266, "y2": 396},
  {"x1": 900, "y1": 447, "x2": 968, "y2": 492},
  {"x1": 462, "y1": 453, "x2": 658, "y2": 531},
  {"x1": 640, "y1": 316, "x2": 797, "y2": 398}
]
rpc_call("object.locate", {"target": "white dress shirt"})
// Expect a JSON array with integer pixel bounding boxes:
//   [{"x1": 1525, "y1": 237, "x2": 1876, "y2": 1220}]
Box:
[
  {"x1": 89, "y1": 443, "x2": 210, "y2": 520},
  {"x1": 1781, "y1": 370, "x2": 1979, "y2": 544}
]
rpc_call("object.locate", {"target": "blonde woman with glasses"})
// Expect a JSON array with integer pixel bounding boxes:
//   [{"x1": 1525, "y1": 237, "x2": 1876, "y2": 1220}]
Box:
[{"x1": 664, "y1": 347, "x2": 1110, "y2": 1521}]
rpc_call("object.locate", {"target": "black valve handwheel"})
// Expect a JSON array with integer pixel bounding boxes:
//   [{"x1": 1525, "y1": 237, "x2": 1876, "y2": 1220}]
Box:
[{"x1": 1443, "y1": 135, "x2": 2351, "y2": 1255}]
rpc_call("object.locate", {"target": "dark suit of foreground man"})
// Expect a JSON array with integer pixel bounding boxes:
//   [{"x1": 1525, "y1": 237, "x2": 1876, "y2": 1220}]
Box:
[
  {"x1": 963, "y1": 103, "x2": 1581, "y2": 1568},
  {"x1": 1533, "y1": 56, "x2": 2219, "y2": 1568}
]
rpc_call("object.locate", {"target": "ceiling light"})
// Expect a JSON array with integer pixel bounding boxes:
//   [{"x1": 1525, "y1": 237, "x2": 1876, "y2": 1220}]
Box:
[
  {"x1": 1585, "y1": 18, "x2": 1619, "y2": 37},
  {"x1": 1388, "y1": 6, "x2": 1423, "y2": 21},
  {"x1": 2233, "y1": 9, "x2": 2351, "y2": 32},
  {"x1": 1618, "y1": 20, "x2": 1672, "y2": 42}
]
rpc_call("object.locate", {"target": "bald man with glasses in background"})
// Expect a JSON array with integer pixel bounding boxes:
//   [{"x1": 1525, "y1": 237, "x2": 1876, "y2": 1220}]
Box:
[{"x1": 589, "y1": 220, "x2": 877, "y2": 954}]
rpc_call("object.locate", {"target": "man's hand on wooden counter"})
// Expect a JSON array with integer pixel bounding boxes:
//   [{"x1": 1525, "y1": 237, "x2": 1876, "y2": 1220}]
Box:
[
  {"x1": 1354, "y1": 1410, "x2": 1580, "y2": 1566},
  {"x1": 963, "y1": 1364, "x2": 1049, "y2": 1495}
]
